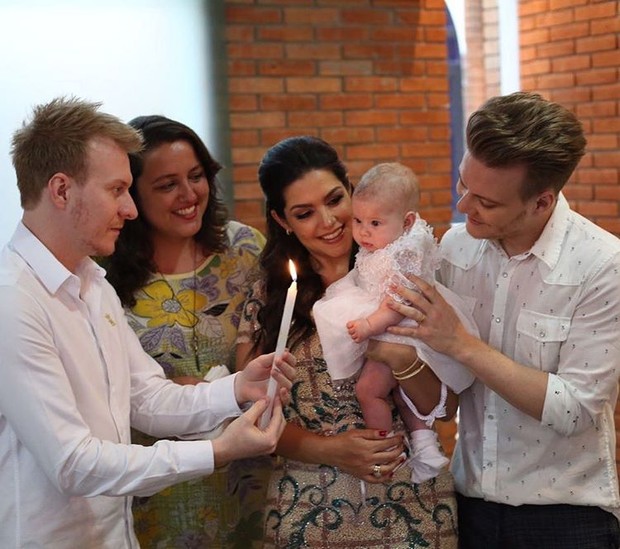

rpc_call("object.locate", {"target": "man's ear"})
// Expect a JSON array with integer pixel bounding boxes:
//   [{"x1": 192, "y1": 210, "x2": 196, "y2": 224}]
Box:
[
  {"x1": 270, "y1": 209, "x2": 291, "y2": 233},
  {"x1": 403, "y1": 210, "x2": 417, "y2": 231},
  {"x1": 48, "y1": 173, "x2": 72, "y2": 209},
  {"x1": 534, "y1": 190, "x2": 556, "y2": 214}
]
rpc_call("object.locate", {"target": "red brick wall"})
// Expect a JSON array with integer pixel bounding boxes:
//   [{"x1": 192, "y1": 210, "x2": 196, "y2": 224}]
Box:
[
  {"x1": 224, "y1": 0, "x2": 454, "y2": 237},
  {"x1": 520, "y1": 0, "x2": 620, "y2": 237},
  {"x1": 462, "y1": 0, "x2": 500, "y2": 118},
  {"x1": 463, "y1": 0, "x2": 485, "y2": 117},
  {"x1": 228, "y1": 1, "x2": 620, "y2": 234}
]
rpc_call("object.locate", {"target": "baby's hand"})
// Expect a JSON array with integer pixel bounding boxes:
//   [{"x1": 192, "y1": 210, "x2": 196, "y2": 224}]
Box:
[{"x1": 347, "y1": 319, "x2": 371, "y2": 343}]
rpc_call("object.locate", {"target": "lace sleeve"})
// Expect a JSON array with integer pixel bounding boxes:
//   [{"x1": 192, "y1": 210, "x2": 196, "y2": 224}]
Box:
[{"x1": 386, "y1": 217, "x2": 441, "y2": 303}]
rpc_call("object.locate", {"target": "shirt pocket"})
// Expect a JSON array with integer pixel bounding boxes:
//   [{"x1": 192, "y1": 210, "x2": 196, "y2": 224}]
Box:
[{"x1": 515, "y1": 309, "x2": 570, "y2": 372}]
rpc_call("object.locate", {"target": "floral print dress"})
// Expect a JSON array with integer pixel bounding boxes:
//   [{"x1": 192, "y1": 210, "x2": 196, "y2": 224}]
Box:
[
  {"x1": 125, "y1": 222, "x2": 272, "y2": 549},
  {"x1": 238, "y1": 280, "x2": 459, "y2": 549}
]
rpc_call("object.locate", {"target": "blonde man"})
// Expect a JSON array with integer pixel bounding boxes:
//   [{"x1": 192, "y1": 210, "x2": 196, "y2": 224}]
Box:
[{"x1": 0, "y1": 97, "x2": 294, "y2": 548}]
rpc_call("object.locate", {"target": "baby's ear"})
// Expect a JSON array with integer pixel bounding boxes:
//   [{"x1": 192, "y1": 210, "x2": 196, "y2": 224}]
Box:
[{"x1": 403, "y1": 211, "x2": 416, "y2": 230}]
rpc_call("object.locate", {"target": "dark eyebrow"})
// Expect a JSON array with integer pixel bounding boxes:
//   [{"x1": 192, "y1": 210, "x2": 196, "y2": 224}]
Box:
[
  {"x1": 152, "y1": 173, "x2": 177, "y2": 184},
  {"x1": 289, "y1": 185, "x2": 343, "y2": 212},
  {"x1": 151, "y1": 163, "x2": 202, "y2": 185}
]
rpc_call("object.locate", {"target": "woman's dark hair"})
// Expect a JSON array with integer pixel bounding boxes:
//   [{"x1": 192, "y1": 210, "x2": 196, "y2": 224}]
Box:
[
  {"x1": 105, "y1": 115, "x2": 229, "y2": 307},
  {"x1": 254, "y1": 135, "x2": 355, "y2": 353}
]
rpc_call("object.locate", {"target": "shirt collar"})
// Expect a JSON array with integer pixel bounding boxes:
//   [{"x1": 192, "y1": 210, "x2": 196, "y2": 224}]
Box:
[
  {"x1": 9, "y1": 222, "x2": 104, "y2": 295},
  {"x1": 447, "y1": 193, "x2": 570, "y2": 268},
  {"x1": 528, "y1": 193, "x2": 570, "y2": 270}
]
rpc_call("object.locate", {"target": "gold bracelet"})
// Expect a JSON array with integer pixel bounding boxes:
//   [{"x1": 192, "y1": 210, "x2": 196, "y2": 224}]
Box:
[
  {"x1": 392, "y1": 357, "x2": 426, "y2": 381},
  {"x1": 394, "y1": 360, "x2": 426, "y2": 380},
  {"x1": 392, "y1": 357, "x2": 421, "y2": 378}
]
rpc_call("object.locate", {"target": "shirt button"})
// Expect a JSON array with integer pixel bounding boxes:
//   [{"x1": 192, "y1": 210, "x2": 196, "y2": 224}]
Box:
[
  {"x1": 488, "y1": 414, "x2": 494, "y2": 420},
  {"x1": 539, "y1": 330, "x2": 546, "y2": 338},
  {"x1": 502, "y1": 272, "x2": 508, "y2": 278},
  {"x1": 495, "y1": 317, "x2": 501, "y2": 323}
]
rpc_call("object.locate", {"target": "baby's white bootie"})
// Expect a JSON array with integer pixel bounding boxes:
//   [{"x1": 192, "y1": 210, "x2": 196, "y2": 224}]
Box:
[{"x1": 407, "y1": 429, "x2": 449, "y2": 484}]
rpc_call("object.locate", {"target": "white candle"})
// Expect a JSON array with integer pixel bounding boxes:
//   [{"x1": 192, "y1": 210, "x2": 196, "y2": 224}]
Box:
[{"x1": 259, "y1": 260, "x2": 297, "y2": 429}]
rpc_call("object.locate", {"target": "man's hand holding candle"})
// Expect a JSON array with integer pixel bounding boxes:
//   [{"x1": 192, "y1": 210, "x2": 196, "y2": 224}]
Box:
[
  {"x1": 259, "y1": 260, "x2": 298, "y2": 428},
  {"x1": 234, "y1": 350, "x2": 296, "y2": 406},
  {"x1": 212, "y1": 386, "x2": 288, "y2": 467}
]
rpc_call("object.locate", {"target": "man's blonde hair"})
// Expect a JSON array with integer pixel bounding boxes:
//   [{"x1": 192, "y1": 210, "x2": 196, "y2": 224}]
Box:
[
  {"x1": 354, "y1": 162, "x2": 420, "y2": 212},
  {"x1": 11, "y1": 96, "x2": 143, "y2": 209}
]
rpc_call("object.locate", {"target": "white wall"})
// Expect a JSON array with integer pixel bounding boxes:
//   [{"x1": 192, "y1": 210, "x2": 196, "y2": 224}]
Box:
[
  {"x1": 498, "y1": 0, "x2": 520, "y2": 94},
  {"x1": 0, "y1": 0, "x2": 211, "y2": 246},
  {"x1": 445, "y1": 0, "x2": 467, "y2": 55}
]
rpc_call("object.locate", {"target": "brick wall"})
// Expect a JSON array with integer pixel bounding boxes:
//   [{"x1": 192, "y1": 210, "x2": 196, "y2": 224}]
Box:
[
  {"x1": 224, "y1": 0, "x2": 454, "y2": 237},
  {"x1": 520, "y1": 0, "x2": 620, "y2": 237},
  {"x1": 463, "y1": 0, "x2": 485, "y2": 116},
  {"x1": 225, "y1": 6, "x2": 620, "y2": 235},
  {"x1": 462, "y1": 0, "x2": 500, "y2": 118},
  {"x1": 462, "y1": 0, "x2": 500, "y2": 120}
]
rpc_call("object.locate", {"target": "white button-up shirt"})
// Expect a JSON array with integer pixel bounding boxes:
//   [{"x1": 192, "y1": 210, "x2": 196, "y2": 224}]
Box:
[
  {"x1": 0, "y1": 223, "x2": 243, "y2": 548},
  {"x1": 439, "y1": 194, "x2": 620, "y2": 518}
]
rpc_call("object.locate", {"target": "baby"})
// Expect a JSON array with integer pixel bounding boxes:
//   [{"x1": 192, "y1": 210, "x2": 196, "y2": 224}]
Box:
[{"x1": 314, "y1": 163, "x2": 478, "y2": 483}]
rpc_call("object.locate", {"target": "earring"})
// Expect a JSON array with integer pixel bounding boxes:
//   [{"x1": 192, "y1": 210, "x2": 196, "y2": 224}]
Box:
[{"x1": 286, "y1": 229, "x2": 292, "y2": 236}]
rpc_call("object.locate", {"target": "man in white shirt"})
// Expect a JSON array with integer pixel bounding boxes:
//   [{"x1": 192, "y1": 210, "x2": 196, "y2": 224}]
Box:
[
  {"x1": 387, "y1": 91, "x2": 620, "y2": 548},
  {"x1": 0, "y1": 97, "x2": 295, "y2": 548}
]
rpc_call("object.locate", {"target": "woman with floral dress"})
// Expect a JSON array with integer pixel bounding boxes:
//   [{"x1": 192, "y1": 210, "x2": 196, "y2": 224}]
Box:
[
  {"x1": 105, "y1": 115, "x2": 270, "y2": 548},
  {"x1": 236, "y1": 135, "x2": 459, "y2": 548}
]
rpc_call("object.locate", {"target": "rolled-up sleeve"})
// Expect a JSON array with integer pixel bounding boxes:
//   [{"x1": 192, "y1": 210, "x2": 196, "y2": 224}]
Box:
[{"x1": 541, "y1": 257, "x2": 620, "y2": 436}]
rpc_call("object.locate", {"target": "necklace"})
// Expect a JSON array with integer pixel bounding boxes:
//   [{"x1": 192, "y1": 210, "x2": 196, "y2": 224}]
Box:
[{"x1": 158, "y1": 267, "x2": 201, "y2": 372}]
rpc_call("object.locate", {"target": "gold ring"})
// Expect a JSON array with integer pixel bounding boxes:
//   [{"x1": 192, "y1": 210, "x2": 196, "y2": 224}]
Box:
[
  {"x1": 372, "y1": 464, "x2": 382, "y2": 478},
  {"x1": 418, "y1": 314, "x2": 426, "y2": 324}
]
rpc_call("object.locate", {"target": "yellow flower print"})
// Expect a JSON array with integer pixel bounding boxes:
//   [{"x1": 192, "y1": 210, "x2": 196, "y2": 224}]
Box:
[
  {"x1": 198, "y1": 506, "x2": 219, "y2": 522},
  {"x1": 218, "y1": 257, "x2": 237, "y2": 279},
  {"x1": 132, "y1": 280, "x2": 208, "y2": 328}
]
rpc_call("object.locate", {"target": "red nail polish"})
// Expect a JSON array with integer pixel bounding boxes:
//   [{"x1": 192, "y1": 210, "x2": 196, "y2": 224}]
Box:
[{"x1": 379, "y1": 430, "x2": 387, "y2": 437}]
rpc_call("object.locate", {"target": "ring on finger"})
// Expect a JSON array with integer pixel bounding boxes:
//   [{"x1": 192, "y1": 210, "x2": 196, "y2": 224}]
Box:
[
  {"x1": 372, "y1": 464, "x2": 382, "y2": 478},
  {"x1": 418, "y1": 313, "x2": 426, "y2": 324}
]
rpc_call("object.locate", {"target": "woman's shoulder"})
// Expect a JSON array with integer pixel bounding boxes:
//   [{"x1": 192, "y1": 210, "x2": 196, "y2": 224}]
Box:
[{"x1": 225, "y1": 221, "x2": 266, "y2": 255}]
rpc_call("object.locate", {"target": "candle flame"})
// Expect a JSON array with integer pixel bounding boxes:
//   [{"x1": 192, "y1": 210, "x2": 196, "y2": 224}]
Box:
[{"x1": 288, "y1": 259, "x2": 297, "y2": 281}]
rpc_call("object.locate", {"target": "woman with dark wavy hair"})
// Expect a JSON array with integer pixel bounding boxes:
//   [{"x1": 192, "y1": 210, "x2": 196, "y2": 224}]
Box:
[
  {"x1": 105, "y1": 115, "x2": 269, "y2": 548},
  {"x1": 236, "y1": 135, "x2": 459, "y2": 548}
]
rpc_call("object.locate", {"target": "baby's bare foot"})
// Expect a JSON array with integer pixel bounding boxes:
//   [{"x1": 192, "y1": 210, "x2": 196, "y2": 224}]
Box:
[{"x1": 347, "y1": 318, "x2": 371, "y2": 342}]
